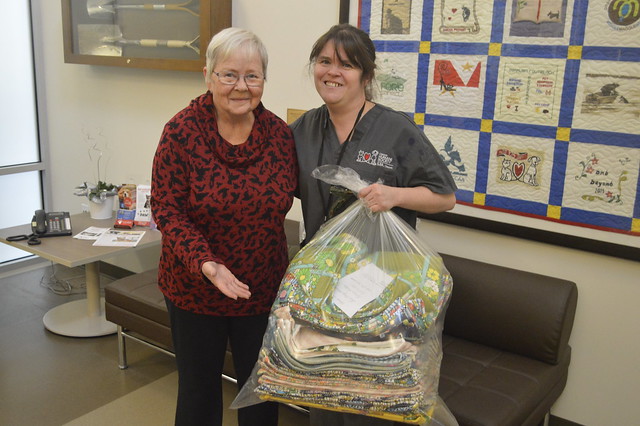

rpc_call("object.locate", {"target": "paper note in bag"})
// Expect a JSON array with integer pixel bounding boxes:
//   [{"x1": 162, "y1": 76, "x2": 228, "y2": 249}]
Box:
[{"x1": 333, "y1": 263, "x2": 393, "y2": 317}]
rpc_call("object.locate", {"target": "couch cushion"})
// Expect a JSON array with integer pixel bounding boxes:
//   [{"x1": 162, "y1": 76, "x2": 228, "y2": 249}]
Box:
[
  {"x1": 104, "y1": 269, "x2": 169, "y2": 327},
  {"x1": 440, "y1": 253, "x2": 578, "y2": 365},
  {"x1": 439, "y1": 335, "x2": 571, "y2": 426}
]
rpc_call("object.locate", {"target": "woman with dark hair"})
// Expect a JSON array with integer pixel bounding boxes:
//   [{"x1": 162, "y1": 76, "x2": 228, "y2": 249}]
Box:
[
  {"x1": 290, "y1": 23, "x2": 457, "y2": 425},
  {"x1": 293, "y1": 23, "x2": 456, "y2": 245}
]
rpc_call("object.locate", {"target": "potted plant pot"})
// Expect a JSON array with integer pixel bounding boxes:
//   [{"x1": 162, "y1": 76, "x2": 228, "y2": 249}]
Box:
[{"x1": 89, "y1": 198, "x2": 114, "y2": 220}]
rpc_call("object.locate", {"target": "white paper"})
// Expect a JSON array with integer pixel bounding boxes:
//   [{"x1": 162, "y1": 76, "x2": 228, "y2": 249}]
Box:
[
  {"x1": 92, "y1": 229, "x2": 145, "y2": 247},
  {"x1": 333, "y1": 263, "x2": 394, "y2": 317},
  {"x1": 134, "y1": 184, "x2": 152, "y2": 226},
  {"x1": 73, "y1": 226, "x2": 109, "y2": 240}
]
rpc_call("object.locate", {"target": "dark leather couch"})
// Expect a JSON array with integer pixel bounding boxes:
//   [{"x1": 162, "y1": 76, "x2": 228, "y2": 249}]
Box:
[
  {"x1": 438, "y1": 254, "x2": 578, "y2": 426},
  {"x1": 105, "y1": 250, "x2": 577, "y2": 426}
]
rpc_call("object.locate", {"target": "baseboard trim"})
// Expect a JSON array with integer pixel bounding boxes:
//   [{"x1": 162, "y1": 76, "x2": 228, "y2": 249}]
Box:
[
  {"x1": 550, "y1": 415, "x2": 585, "y2": 426},
  {"x1": 0, "y1": 256, "x2": 49, "y2": 279}
]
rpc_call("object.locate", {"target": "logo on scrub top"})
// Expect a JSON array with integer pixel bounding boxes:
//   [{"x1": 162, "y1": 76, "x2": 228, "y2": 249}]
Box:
[{"x1": 356, "y1": 150, "x2": 394, "y2": 169}]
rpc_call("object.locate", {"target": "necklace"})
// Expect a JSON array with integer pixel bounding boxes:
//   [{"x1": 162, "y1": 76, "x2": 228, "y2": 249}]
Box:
[{"x1": 316, "y1": 101, "x2": 367, "y2": 220}]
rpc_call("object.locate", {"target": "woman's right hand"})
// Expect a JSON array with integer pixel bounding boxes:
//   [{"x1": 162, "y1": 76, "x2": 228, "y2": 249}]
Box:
[{"x1": 201, "y1": 261, "x2": 251, "y2": 300}]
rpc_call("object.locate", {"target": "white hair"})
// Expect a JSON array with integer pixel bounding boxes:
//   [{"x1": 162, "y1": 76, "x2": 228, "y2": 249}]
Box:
[{"x1": 204, "y1": 27, "x2": 268, "y2": 82}]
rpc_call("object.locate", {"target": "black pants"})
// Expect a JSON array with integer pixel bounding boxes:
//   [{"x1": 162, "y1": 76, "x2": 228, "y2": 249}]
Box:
[{"x1": 165, "y1": 298, "x2": 278, "y2": 426}]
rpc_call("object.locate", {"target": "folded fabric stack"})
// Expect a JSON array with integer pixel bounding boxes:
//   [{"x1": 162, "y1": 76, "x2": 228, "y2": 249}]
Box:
[{"x1": 254, "y1": 232, "x2": 452, "y2": 424}]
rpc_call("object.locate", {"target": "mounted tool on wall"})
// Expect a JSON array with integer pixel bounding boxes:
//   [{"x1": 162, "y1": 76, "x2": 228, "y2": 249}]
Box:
[
  {"x1": 86, "y1": 0, "x2": 199, "y2": 18},
  {"x1": 101, "y1": 33, "x2": 200, "y2": 54}
]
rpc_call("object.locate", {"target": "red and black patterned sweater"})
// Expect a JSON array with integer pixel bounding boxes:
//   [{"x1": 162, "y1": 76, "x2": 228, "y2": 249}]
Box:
[{"x1": 151, "y1": 92, "x2": 298, "y2": 316}]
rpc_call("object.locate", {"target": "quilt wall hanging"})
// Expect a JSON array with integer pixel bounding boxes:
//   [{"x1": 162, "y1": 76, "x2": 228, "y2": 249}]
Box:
[{"x1": 349, "y1": 0, "x2": 640, "y2": 256}]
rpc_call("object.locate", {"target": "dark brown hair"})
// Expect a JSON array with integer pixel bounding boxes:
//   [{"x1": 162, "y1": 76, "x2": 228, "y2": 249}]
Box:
[{"x1": 309, "y1": 24, "x2": 377, "y2": 100}]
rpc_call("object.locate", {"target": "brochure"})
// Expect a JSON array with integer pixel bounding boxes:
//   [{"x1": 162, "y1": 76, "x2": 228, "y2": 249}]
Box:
[
  {"x1": 134, "y1": 184, "x2": 152, "y2": 226},
  {"x1": 73, "y1": 226, "x2": 110, "y2": 240},
  {"x1": 92, "y1": 229, "x2": 146, "y2": 247}
]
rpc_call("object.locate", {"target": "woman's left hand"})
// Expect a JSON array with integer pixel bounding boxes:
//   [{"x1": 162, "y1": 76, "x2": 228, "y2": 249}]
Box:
[
  {"x1": 358, "y1": 183, "x2": 456, "y2": 214},
  {"x1": 202, "y1": 261, "x2": 251, "y2": 300},
  {"x1": 358, "y1": 183, "x2": 396, "y2": 212}
]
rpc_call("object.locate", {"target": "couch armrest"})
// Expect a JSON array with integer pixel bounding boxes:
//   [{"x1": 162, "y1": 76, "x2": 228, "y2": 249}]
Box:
[{"x1": 440, "y1": 253, "x2": 578, "y2": 365}]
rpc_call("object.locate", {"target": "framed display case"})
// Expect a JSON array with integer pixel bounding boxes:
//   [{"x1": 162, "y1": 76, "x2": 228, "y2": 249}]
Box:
[{"x1": 61, "y1": 0, "x2": 231, "y2": 71}]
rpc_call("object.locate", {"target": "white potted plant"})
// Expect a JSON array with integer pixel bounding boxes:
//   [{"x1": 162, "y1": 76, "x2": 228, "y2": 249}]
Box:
[
  {"x1": 73, "y1": 128, "x2": 119, "y2": 219},
  {"x1": 74, "y1": 181, "x2": 119, "y2": 219}
]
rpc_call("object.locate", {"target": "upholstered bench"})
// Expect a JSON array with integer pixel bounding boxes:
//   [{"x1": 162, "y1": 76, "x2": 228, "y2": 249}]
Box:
[
  {"x1": 104, "y1": 268, "x2": 173, "y2": 369},
  {"x1": 105, "y1": 244, "x2": 578, "y2": 425},
  {"x1": 104, "y1": 269, "x2": 238, "y2": 381}
]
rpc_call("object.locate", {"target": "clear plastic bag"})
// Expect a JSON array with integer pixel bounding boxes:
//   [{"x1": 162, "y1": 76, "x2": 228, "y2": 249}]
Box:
[{"x1": 232, "y1": 166, "x2": 457, "y2": 425}]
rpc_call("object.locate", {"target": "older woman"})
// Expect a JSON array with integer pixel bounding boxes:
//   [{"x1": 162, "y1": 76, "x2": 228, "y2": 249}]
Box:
[
  {"x1": 291, "y1": 24, "x2": 457, "y2": 425},
  {"x1": 151, "y1": 27, "x2": 297, "y2": 426}
]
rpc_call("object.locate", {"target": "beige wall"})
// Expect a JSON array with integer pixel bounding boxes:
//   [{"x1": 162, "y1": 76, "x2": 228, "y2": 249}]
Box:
[{"x1": 31, "y1": 1, "x2": 639, "y2": 425}]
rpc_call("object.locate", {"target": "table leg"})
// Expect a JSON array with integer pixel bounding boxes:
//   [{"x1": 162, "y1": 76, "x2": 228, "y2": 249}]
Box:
[
  {"x1": 42, "y1": 261, "x2": 117, "y2": 337},
  {"x1": 86, "y1": 262, "x2": 101, "y2": 316}
]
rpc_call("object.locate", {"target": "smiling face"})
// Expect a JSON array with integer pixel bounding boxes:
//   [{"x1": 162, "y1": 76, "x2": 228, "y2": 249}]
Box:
[
  {"x1": 204, "y1": 49, "x2": 264, "y2": 119},
  {"x1": 313, "y1": 40, "x2": 368, "y2": 110}
]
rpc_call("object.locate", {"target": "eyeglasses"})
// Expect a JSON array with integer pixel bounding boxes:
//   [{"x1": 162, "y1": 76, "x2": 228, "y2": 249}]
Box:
[{"x1": 212, "y1": 70, "x2": 265, "y2": 87}]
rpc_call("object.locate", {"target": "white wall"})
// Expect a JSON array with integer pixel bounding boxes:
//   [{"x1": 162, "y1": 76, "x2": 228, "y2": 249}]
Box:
[{"x1": 31, "y1": 1, "x2": 639, "y2": 424}]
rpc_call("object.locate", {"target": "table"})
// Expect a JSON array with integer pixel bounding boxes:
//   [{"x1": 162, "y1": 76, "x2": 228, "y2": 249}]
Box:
[{"x1": 0, "y1": 213, "x2": 161, "y2": 337}]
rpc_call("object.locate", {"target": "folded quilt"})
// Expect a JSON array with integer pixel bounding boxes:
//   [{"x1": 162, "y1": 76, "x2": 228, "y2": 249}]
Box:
[
  {"x1": 277, "y1": 306, "x2": 416, "y2": 358},
  {"x1": 259, "y1": 348, "x2": 422, "y2": 386}
]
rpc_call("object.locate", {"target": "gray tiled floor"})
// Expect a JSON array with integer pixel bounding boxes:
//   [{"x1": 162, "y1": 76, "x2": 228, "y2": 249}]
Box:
[
  {"x1": 0, "y1": 261, "x2": 308, "y2": 426},
  {"x1": 0, "y1": 262, "x2": 175, "y2": 425}
]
